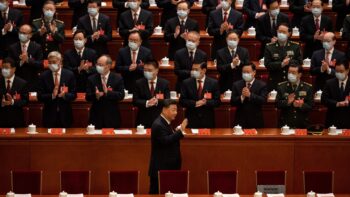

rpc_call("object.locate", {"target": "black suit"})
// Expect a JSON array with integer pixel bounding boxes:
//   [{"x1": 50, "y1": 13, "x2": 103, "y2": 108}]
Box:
[
  {"x1": 133, "y1": 77, "x2": 170, "y2": 128},
  {"x1": 68, "y1": 0, "x2": 88, "y2": 28},
  {"x1": 243, "y1": 0, "x2": 265, "y2": 29},
  {"x1": 77, "y1": 14, "x2": 112, "y2": 56},
  {"x1": 112, "y1": 0, "x2": 150, "y2": 28},
  {"x1": 118, "y1": 9, "x2": 153, "y2": 48},
  {"x1": 321, "y1": 78, "x2": 350, "y2": 128},
  {"x1": 201, "y1": 0, "x2": 236, "y2": 27},
  {"x1": 310, "y1": 49, "x2": 346, "y2": 91},
  {"x1": 37, "y1": 68, "x2": 77, "y2": 128},
  {"x1": 86, "y1": 72, "x2": 125, "y2": 129},
  {"x1": 25, "y1": 0, "x2": 62, "y2": 21},
  {"x1": 207, "y1": 8, "x2": 244, "y2": 59},
  {"x1": 342, "y1": 15, "x2": 350, "y2": 59},
  {"x1": 164, "y1": 17, "x2": 199, "y2": 60},
  {"x1": 63, "y1": 47, "x2": 98, "y2": 92},
  {"x1": 8, "y1": 41, "x2": 43, "y2": 92},
  {"x1": 300, "y1": 14, "x2": 333, "y2": 58},
  {"x1": 216, "y1": 46, "x2": 250, "y2": 93},
  {"x1": 0, "y1": 76, "x2": 28, "y2": 127},
  {"x1": 156, "y1": 0, "x2": 194, "y2": 27},
  {"x1": 231, "y1": 79, "x2": 267, "y2": 128},
  {"x1": 174, "y1": 48, "x2": 208, "y2": 91},
  {"x1": 288, "y1": 0, "x2": 311, "y2": 28},
  {"x1": 332, "y1": 0, "x2": 350, "y2": 30},
  {"x1": 179, "y1": 77, "x2": 221, "y2": 128},
  {"x1": 115, "y1": 46, "x2": 153, "y2": 92}
]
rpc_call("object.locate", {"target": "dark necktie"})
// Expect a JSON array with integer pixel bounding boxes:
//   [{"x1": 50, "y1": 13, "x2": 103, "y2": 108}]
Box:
[
  {"x1": 92, "y1": 17, "x2": 97, "y2": 32},
  {"x1": 197, "y1": 80, "x2": 203, "y2": 98},
  {"x1": 180, "y1": 20, "x2": 185, "y2": 34},
  {"x1": 133, "y1": 13, "x2": 138, "y2": 25},
  {"x1": 315, "y1": 18, "x2": 320, "y2": 31},
  {"x1": 223, "y1": 11, "x2": 228, "y2": 22},
  {"x1": 272, "y1": 18, "x2": 277, "y2": 36},
  {"x1": 340, "y1": 82, "x2": 345, "y2": 96},
  {"x1": 231, "y1": 50, "x2": 235, "y2": 58},
  {"x1": 189, "y1": 51, "x2": 194, "y2": 63},
  {"x1": 150, "y1": 81, "x2": 155, "y2": 96},
  {"x1": 247, "y1": 82, "x2": 251, "y2": 89},
  {"x1": 6, "y1": 80, "x2": 11, "y2": 93},
  {"x1": 2, "y1": 12, "x2": 7, "y2": 23}
]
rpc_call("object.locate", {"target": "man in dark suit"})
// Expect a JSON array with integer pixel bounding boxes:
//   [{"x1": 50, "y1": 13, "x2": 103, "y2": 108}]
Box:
[
  {"x1": 113, "y1": 0, "x2": 149, "y2": 28},
  {"x1": 201, "y1": 0, "x2": 236, "y2": 28},
  {"x1": 174, "y1": 31, "x2": 207, "y2": 91},
  {"x1": 216, "y1": 31, "x2": 250, "y2": 93},
  {"x1": 207, "y1": 0, "x2": 244, "y2": 59},
  {"x1": 341, "y1": 14, "x2": 350, "y2": 59},
  {"x1": 133, "y1": 60, "x2": 170, "y2": 128},
  {"x1": 0, "y1": 58, "x2": 28, "y2": 128},
  {"x1": 231, "y1": 63, "x2": 267, "y2": 128},
  {"x1": 0, "y1": 0, "x2": 23, "y2": 58},
  {"x1": 332, "y1": 0, "x2": 350, "y2": 31},
  {"x1": 164, "y1": 1, "x2": 199, "y2": 60},
  {"x1": 25, "y1": 0, "x2": 62, "y2": 22},
  {"x1": 69, "y1": 0, "x2": 88, "y2": 28},
  {"x1": 86, "y1": 55, "x2": 125, "y2": 129},
  {"x1": 37, "y1": 51, "x2": 77, "y2": 128},
  {"x1": 77, "y1": 0, "x2": 112, "y2": 56},
  {"x1": 300, "y1": 0, "x2": 333, "y2": 58},
  {"x1": 8, "y1": 24, "x2": 43, "y2": 92},
  {"x1": 311, "y1": 32, "x2": 346, "y2": 91},
  {"x1": 115, "y1": 31, "x2": 153, "y2": 92},
  {"x1": 243, "y1": 0, "x2": 266, "y2": 29},
  {"x1": 118, "y1": 0, "x2": 153, "y2": 48},
  {"x1": 156, "y1": 0, "x2": 193, "y2": 27},
  {"x1": 63, "y1": 30, "x2": 98, "y2": 92},
  {"x1": 321, "y1": 61, "x2": 350, "y2": 128},
  {"x1": 180, "y1": 62, "x2": 220, "y2": 128},
  {"x1": 148, "y1": 99, "x2": 187, "y2": 194},
  {"x1": 288, "y1": 0, "x2": 312, "y2": 28}
]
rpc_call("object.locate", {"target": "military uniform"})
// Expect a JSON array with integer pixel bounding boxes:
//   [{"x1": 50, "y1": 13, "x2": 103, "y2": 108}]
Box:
[
  {"x1": 276, "y1": 81, "x2": 314, "y2": 128},
  {"x1": 32, "y1": 18, "x2": 65, "y2": 58},
  {"x1": 264, "y1": 41, "x2": 302, "y2": 91}
]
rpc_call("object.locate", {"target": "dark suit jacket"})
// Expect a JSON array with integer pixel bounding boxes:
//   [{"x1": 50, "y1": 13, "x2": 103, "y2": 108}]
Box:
[
  {"x1": 115, "y1": 46, "x2": 153, "y2": 92},
  {"x1": 288, "y1": 0, "x2": 311, "y2": 28},
  {"x1": 231, "y1": 79, "x2": 267, "y2": 128},
  {"x1": 25, "y1": 0, "x2": 62, "y2": 21},
  {"x1": 76, "y1": 13, "x2": 112, "y2": 56},
  {"x1": 164, "y1": 17, "x2": 199, "y2": 60},
  {"x1": 156, "y1": 0, "x2": 194, "y2": 27},
  {"x1": 179, "y1": 77, "x2": 220, "y2": 128},
  {"x1": 342, "y1": 15, "x2": 350, "y2": 59},
  {"x1": 113, "y1": 0, "x2": 150, "y2": 27},
  {"x1": 37, "y1": 68, "x2": 77, "y2": 128},
  {"x1": 201, "y1": 0, "x2": 236, "y2": 27},
  {"x1": 174, "y1": 48, "x2": 208, "y2": 91},
  {"x1": 332, "y1": 0, "x2": 350, "y2": 30},
  {"x1": 133, "y1": 77, "x2": 170, "y2": 128},
  {"x1": 216, "y1": 46, "x2": 250, "y2": 93},
  {"x1": 243, "y1": 0, "x2": 265, "y2": 28},
  {"x1": 148, "y1": 115, "x2": 184, "y2": 177},
  {"x1": 86, "y1": 72, "x2": 125, "y2": 129},
  {"x1": 321, "y1": 78, "x2": 350, "y2": 128},
  {"x1": 310, "y1": 49, "x2": 346, "y2": 90},
  {"x1": 68, "y1": 0, "x2": 88, "y2": 28},
  {"x1": 0, "y1": 76, "x2": 28, "y2": 127}
]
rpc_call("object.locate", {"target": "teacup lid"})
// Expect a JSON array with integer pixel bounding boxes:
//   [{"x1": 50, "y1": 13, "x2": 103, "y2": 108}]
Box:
[
  {"x1": 271, "y1": 89, "x2": 277, "y2": 93},
  {"x1": 137, "y1": 124, "x2": 144, "y2": 127},
  {"x1": 330, "y1": 125, "x2": 336, "y2": 128},
  {"x1": 7, "y1": 191, "x2": 15, "y2": 195},
  {"x1": 166, "y1": 191, "x2": 172, "y2": 194},
  {"x1": 249, "y1": 26, "x2": 255, "y2": 30},
  {"x1": 254, "y1": 191, "x2": 262, "y2": 195},
  {"x1": 282, "y1": 125, "x2": 289, "y2": 128},
  {"x1": 307, "y1": 191, "x2": 315, "y2": 195},
  {"x1": 234, "y1": 124, "x2": 242, "y2": 129},
  {"x1": 109, "y1": 191, "x2": 117, "y2": 195},
  {"x1": 162, "y1": 57, "x2": 169, "y2": 60},
  {"x1": 88, "y1": 124, "x2": 94, "y2": 127},
  {"x1": 293, "y1": 26, "x2": 299, "y2": 30},
  {"x1": 214, "y1": 191, "x2": 223, "y2": 195},
  {"x1": 59, "y1": 191, "x2": 68, "y2": 195},
  {"x1": 304, "y1": 57, "x2": 310, "y2": 60},
  {"x1": 317, "y1": 90, "x2": 322, "y2": 93},
  {"x1": 226, "y1": 89, "x2": 232, "y2": 93}
]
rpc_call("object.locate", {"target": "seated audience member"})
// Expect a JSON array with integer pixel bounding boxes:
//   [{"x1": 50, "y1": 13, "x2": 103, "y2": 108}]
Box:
[
  {"x1": 341, "y1": 14, "x2": 350, "y2": 60},
  {"x1": 112, "y1": 0, "x2": 149, "y2": 28},
  {"x1": 156, "y1": 0, "x2": 193, "y2": 27},
  {"x1": 26, "y1": 0, "x2": 62, "y2": 22},
  {"x1": 288, "y1": 0, "x2": 312, "y2": 28},
  {"x1": 202, "y1": 0, "x2": 236, "y2": 28},
  {"x1": 68, "y1": 0, "x2": 88, "y2": 28},
  {"x1": 243, "y1": 0, "x2": 266, "y2": 29},
  {"x1": 332, "y1": 0, "x2": 350, "y2": 31}
]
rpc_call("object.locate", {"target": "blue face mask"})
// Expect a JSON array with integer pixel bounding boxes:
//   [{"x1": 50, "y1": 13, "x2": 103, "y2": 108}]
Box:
[
  {"x1": 44, "y1": 10, "x2": 55, "y2": 18},
  {"x1": 227, "y1": 40, "x2": 238, "y2": 49},
  {"x1": 88, "y1": 8, "x2": 98, "y2": 16},
  {"x1": 191, "y1": 70, "x2": 200, "y2": 79},
  {"x1": 335, "y1": 72, "x2": 346, "y2": 81},
  {"x1": 311, "y1": 8, "x2": 322, "y2": 17},
  {"x1": 0, "y1": 2, "x2": 7, "y2": 12},
  {"x1": 323, "y1": 42, "x2": 332, "y2": 51},
  {"x1": 18, "y1": 33, "x2": 29, "y2": 43},
  {"x1": 270, "y1": 8, "x2": 280, "y2": 17},
  {"x1": 288, "y1": 73, "x2": 298, "y2": 83},
  {"x1": 242, "y1": 73, "x2": 253, "y2": 82},
  {"x1": 186, "y1": 41, "x2": 196, "y2": 51},
  {"x1": 177, "y1": 10, "x2": 188, "y2": 18},
  {"x1": 277, "y1": 32, "x2": 288, "y2": 42},
  {"x1": 144, "y1": 71, "x2": 154, "y2": 80}
]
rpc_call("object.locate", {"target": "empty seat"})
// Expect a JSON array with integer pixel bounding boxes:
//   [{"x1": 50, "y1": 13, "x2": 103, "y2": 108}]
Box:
[
  {"x1": 158, "y1": 170, "x2": 189, "y2": 194},
  {"x1": 256, "y1": 170, "x2": 287, "y2": 194},
  {"x1": 108, "y1": 171, "x2": 140, "y2": 194},
  {"x1": 207, "y1": 170, "x2": 238, "y2": 194},
  {"x1": 60, "y1": 170, "x2": 91, "y2": 194},
  {"x1": 303, "y1": 171, "x2": 334, "y2": 193},
  {"x1": 11, "y1": 170, "x2": 42, "y2": 194}
]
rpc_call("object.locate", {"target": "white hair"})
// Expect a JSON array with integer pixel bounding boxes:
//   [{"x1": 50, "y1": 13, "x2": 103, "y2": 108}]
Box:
[{"x1": 48, "y1": 51, "x2": 62, "y2": 61}]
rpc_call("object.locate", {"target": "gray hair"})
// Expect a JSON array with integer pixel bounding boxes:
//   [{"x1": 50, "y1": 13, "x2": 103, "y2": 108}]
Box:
[{"x1": 48, "y1": 51, "x2": 62, "y2": 61}]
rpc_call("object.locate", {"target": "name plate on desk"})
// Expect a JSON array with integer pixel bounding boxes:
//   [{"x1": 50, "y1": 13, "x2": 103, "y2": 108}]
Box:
[
  {"x1": 295, "y1": 129, "x2": 307, "y2": 135},
  {"x1": 317, "y1": 194, "x2": 335, "y2": 197},
  {"x1": 223, "y1": 194, "x2": 240, "y2": 197},
  {"x1": 198, "y1": 129, "x2": 211, "y2": 135},
  {"x1": 14, "y1": 194, "x2": 32, "y2": 197},
  {"x1": 258, "y1": 185, "x2": 285, "y2": 194},
  {"x1": 117, "y1": 194, "x2": 134, "y2": 197},
  {"x1": 173, "y1": 194, "x2": 188, "y2": 197},
  {"x1": 67, "y1": 194, "x2": 84, "y2": 197},
  {"x1": 342, "y1": 130, "x2": 350, "y2": 136},
  {"x1": 243, "y1": 129, "x2": 257, "y2": 135},
  {"x1": 0, "y1": 128, "x2": 15, "y2": 134},
  {"x1": 48, "y1": 128, "x2": 66, "y2": 134},
  {"x1": 102, "y1": 128, "x2": 115, "y2": 135}
]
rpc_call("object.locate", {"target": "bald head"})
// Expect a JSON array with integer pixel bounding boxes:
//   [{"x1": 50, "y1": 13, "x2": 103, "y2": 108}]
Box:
[{"x1": 19, "y1": 24, "x2": 32, "y2": 43}]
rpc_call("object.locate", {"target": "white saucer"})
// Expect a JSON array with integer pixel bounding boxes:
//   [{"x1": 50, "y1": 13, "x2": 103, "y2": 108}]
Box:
[{"x1": 27, "y1": 131, "x2": 38, "y2": 134}]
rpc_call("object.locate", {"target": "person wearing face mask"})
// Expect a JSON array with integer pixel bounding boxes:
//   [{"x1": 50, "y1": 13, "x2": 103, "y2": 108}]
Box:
[
  {"x1": 68, "y1": 0, "x2": 88, "y2": 28},
  {"x1": 256, "y1": 0, "x2": 289, "y2": 58},
  {"x1": 8, "y1": 24, "x2": 43, "y2": 92},
  {"x1": 310, "y1": 32, "x2": 346, "y2": 91},
  {"x1": 243, "y1": 0, "x2": 266, "y2": 29},
  {"x1": 322, "y1": 61, "x2": 350, "y2": 128},
  {"x1": 26, "y1": 0, "x2": 62, "y2": 22},
  {"x1": 86, "y1": 55, "x2": 125, "y2": 129},
  {"x1": 112, "y1": 0, "x2": 149, "y2": 29},
  {"x1": 179, "y1": 62, "x2": 220, "y2": 128},
  {"x1": 77, "y1": 0, "x2": 112, "y2": 57},
  {"x1": 37, "y1": 51, "x2": 77, "y2": 128},
  {"x1": 164, "y1": 1, "x2": 199, "y2": 60},
  {"x1": 289, "y1": 0, "x2": 312, "y2": 28},
  {"x1": 231, "y1": 63, "x2": 267, "y2": 128},
  {"x1": 156, "y1": 0, "x2": 193, "y2": 28},
  {"x1": 133, "y1": 60, "x2": 170, "y2": 128},
  {"x1": 115, "y1": 31, "x2": 153, "y2": 92},
  {"x1": 332, "y1": 0, "x2": 350, "y2": 31},
  {"x1": 119, "y1": 0, "x2": 153, "y2": 49},
  {"x1": 174, "y1": 31, "x2": 207, "y2": 92},
  {"x1": 0, "y1": 58, "x2": 28, "y2": 128},
  {"x1": 207, "y1": 0, "x2": 244, "y2": 59},
  {"x1": 264, "y1": 23, "x2": 302, "y2": 91},
  {"x1": 300, "y1": 0, "x2": 333, "y2": 59},
  {"x1": 216, "y1": 31, "x2": 250, "y2": 93},
  {"x1": 276, "y1": 64, "x2": 313, "y2": 128},
  {"x1": 202, "y1": 0, "x2": 236, "y2": 28},
  {"x1": 63, "y1": 30, "x2": 98, "y2": 92},
  {"x1": 32, "y1": 0, "x2": 65, "y2": 58}
]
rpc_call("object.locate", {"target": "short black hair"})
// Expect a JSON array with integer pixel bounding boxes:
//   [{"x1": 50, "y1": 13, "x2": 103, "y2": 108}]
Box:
[
  {"x1": 2, "y1": 58, "x2": 16, "y2": 68},
  {"x1": 144, "y1": 60, "x2": 159, "y2": 69},
  {"x1": 278, "y1": 23, "x2": 290, "y2": 32},
  {"x1": 288, "y1": 63, "x2": 303, "y2": 73},
  {"x1": 129, "y1": 30, "x2": 142, "y2": 39},
  {"x1": 43, "y1": 0, "x2": 55, "y2": 7},
  {"x1": 226, "y1": 30, "x2": 240, "y2": 39},
  {"x1": 335, "y1": 60, "x2": 350, "y2": 70},
  {"x1": 266, "y1": 0, "x2": 278, "y2": 8},
  {"x1": 87, "y1": 0, "x2": 101, "y2": 6},
  {"x1": 242, "y1": 63, "x2": 256, "y2": 71},
  {"x1": 73, "y1": 29, "x2": 86, "y2": 38},
  {"x1": 176, "y1": 0, "x2": 191, "y2": 9},
  {"x1": 163, "y1": 99, "x2": 178, "y2": 108},
  {"x1": 199, "y1": 62, "x2": 207, "y2": 69}
]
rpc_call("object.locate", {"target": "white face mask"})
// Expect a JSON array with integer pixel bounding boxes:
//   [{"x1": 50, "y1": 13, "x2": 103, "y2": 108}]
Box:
[
  {"x1": 227, "y1": 40, "x2": 238, "y2": 49},
  {"x1": 191, "y1": 70, "x2": 201, "y2": 79},
  {"x1": 49, "y1": 63, "x2": 59, "y2": 72},
  {"x1": 177, "y1": 10, "x2": 188, "y2": 18},
  {"x1": 186, "y1": 41, "x2": 197, "y2": 51},
  {"x1": 277, "y1": 32, "x2": 288, "y2": 42},
  {"x1": 74, "y1": 40, "x2": 85, "y2": 49},
  {"x1": 19, "y1": 33, "x2": 29, "y2": 43},
  {"x1": 221, "y1": 1, "x2": 230, "y2": 10},
  {"x1": 0, "y1": 2, "x2": 8, "y2": 12},
  {"x1": 144, "y1": 71, "x2": 154, "y2": 80},
  {"x1": 44, "y1": 10, "x2": 55, "y2": 18},
  {"x1": 128, "y1": 41, "x2": 139, "y2": 51},
  {"x1": 311, "y1": 8, "x2": 322, "y2": 17},
  {"x1": 128, "y1": 2, "x2": 139, "y2": 10},
  {"x1": 336, "y1": 72, "x2": 347, "y2": 81},
  {"x1": 1, "y1": 68, "x2": 11, "y2": 78},
  {"x1": 96, "y1": 65, "x2": 105, "y2": 74},
  {"x1": 270, "y1": 8, "x2": 280, "y2": 17},
  {"x1": 88, "y1": 8, "x2": 98, "y2": 16},
  {"x1": 242, "y1": 73, "x2": 253, "y2": 82},
  {"x1": 288, "y1": 73, "x2": 298, "y2": 83}
]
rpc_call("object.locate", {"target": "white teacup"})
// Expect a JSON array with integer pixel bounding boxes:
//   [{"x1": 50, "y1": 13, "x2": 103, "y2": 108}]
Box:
[
  {"x1": 281, "y1": 0, "x2": 288, "y2": 5},
  {"x1": 234, "y1": 125, "x2": 243, "y2": 134},
  {"x1": 198, "y1": 0, "x2": 203, "y2": 5},
  {"x1": 170, "y1": 91, "x2": 177, "y2": 99},
  {"x1": 259, "y1": 58, "x2": 264, "y2": 66},
  {"x1": 124, "y1": 89, "x2": 129, "y2": 97},
  {"x1": 307, "y1": 191, "x2": 316, "y2": 197},
  {"x1": 248, "y1": 26, "x2": 256, "y2": 35},
  {"x1": 269, "y1": 90, "x2": 277, "y2": 98},
  {"x1": 137, "y1": 124, "x2": 145, "y2": 133},
  {"x1": 254, "y1": 191, "x2": 262, "y2": 197},
  {"x1": 28, "y1": 124, "x2": 36, "y2": 133},
  {"x1": 281, "y1": 125, "x2": 290, "y2": 134},
  {"x1": 165, "y1": 191, "x2": 173, "y2": 197},
  {"x1": 292, "y1": 27, "x2": 300, "y2": 36},
  {"x1": 87, "y1": 124, "x2": 95, "y2": 133},
  {"x1": 6, "y1": 191, "x2": 15, "y2": 197},
  {"x1": 154, "y1": 26, "x2": 162, "y2": 34},
  {"x1": 224, "y1": 90, "x2": 232, "y2": 99},
  {"x1": 328, "y1": 125, "x2": 337, "y2": 134},
  {"x1": 19, "y1": 0, "x2": 25, "y2": 4},
  {"x1": 315, "y1": 90, "x2": 322, "y2": 99},
  {"x1": 236, "y1": 0, "x2": 243, "y2": 5},
  {"x1": 303, "y1": 58, "x2": 311, "y2": 67},
  {"x1": 214, "y1": 191, "x2": 223, "y2": 197},
  {"x1": 59, "y1": 191, "x2": 68, "y2": 197},
  {"x1": 161, "y1": 57, "x2": 169, "y2": 66},
  {"x1": 109, "y1": 191, "x2": 117, "y2": 197}
]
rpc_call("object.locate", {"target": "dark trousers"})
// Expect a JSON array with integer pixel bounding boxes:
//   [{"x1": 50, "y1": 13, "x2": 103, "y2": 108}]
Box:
[{"x1": 149, "y1": 175, "x2": 159, "y2": 194}]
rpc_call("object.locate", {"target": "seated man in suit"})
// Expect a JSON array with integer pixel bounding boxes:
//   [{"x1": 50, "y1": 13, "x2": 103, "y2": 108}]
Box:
[
  {"x1": 321, "y1": 61, "x2": 350, "y2": 128},
  {"x1": 25, "y1": 0, "x2": 62, "y2": 22},
  {"x1": 148, "y1": 99, "x2": 187, "y2": 194},
  {"x1": 216, "y1": 31, "x2": 250, "y2": 93},
  {"x1": 174, "y1": 31, "x2": 207, "y2": 92},
  {"x1": 63, "y1": 30, "x2": 97, "y2": 92},
  {"x1": 0, "y1": 58, "x2": 28, "y2": 128},
  {"x1": 118, "y1": 0, "x2": 153, "y2": 48},
  {"x1": 37, "y1": 51, "x2": 77, "y2": 128},
  {"x1": 231, "y1": 63, "x2": 268, "y2": 128},
  {"x1": 332, "y1": 0, "x2": 350, "y2": 31},
  {"x1": 164, "y1": 1, "x2": 199, "y2": 60},
  {"x1": 276, "y1": 64, "x2": 313, "y2": 128},
  {"x1": 243, "y1": 0, "x2": 266, "y2": 29},
  {"x1": 115, "y1": 31, "x2": 153, "y2": 92},
  {"x1": 133, "y1": 60, "x2": 170, "y2": 128},
  {"x1": 179, "y1": 62, "x2": 220, "y2": 128},
  {"x1": 77, "y1": 0, "x2": 112, "y2": 56},
  {"x1": 68, "y1": 0, "x2": 88, "y2": 28},
  {"x1": 311, "y1": 32, "x2": 346, "y2": 91},
  {"x1": 256, "y1": 0, "x2": 290, "y2": 58},
  {"x1": 0, "y1": 0, "x2": 23, "y2": 58},
  {"x1": 207, "y1": 0, "x2": 244, "y2": 59},
  {"x1": 300, "y1": 0, "x2": 333, "y2": 58},
  {"x1": 289, "y1": 0, "x2": 312, "y2": 28},
  {"x1": 264, "y1": 23, "x2": 302, "y2": 91},
  {"x1": 112, "y1": 0, "x2": 149, "y2": 28},
  {"x1": 8, "y1": 24, "x2": 43, "y2": 92},
  {"x1": 86, "y1": 55, "x2": 125, "y2": 129},
  {"x1": 201, "y1": 0, "x2": 236, "y2": 28},
  {"x1": 343, "y1": 14, "x2": 350, "y2": 60},
  {"x1": 156, "y1": 0, "x2": 193, "y2": 27}
]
